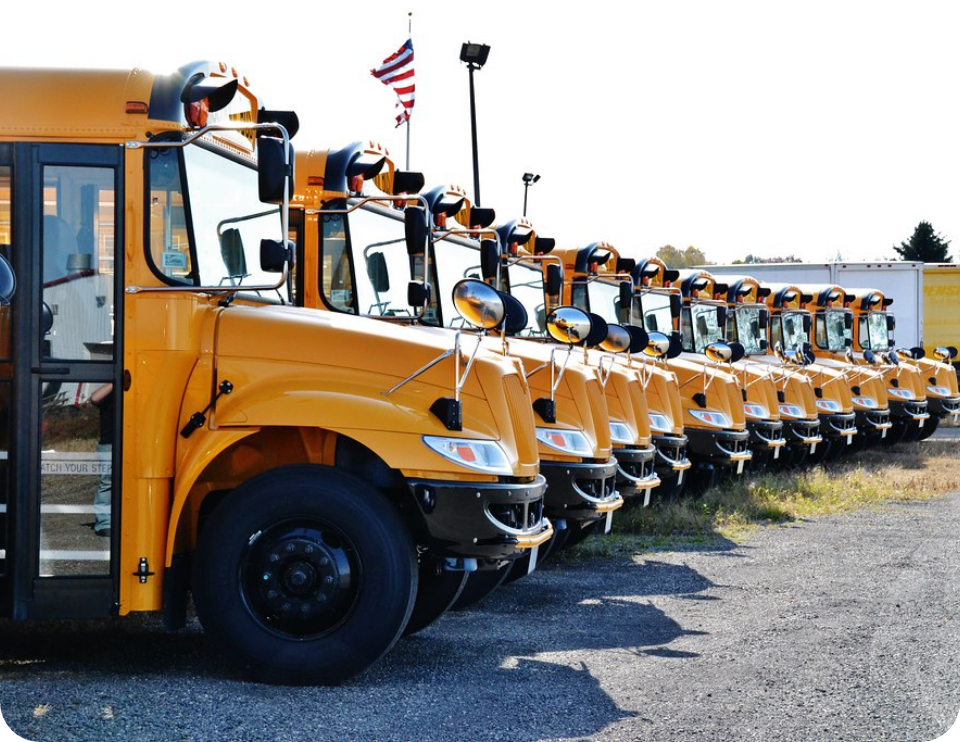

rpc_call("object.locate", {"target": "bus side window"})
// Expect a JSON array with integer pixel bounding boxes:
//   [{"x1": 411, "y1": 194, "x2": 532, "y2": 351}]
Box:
[{"x1": 320, "y1": 213, "x2": 355, "y2": 313}]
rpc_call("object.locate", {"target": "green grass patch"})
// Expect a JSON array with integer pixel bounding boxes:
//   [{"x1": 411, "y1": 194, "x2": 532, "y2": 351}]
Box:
[{"x1": 567, "y1": 439, "x2": 959, "y2": 559}]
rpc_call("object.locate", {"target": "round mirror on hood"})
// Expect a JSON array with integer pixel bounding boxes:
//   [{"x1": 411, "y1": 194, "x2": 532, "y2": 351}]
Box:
[
  {"x1": 704, "y1": 341, "x2": 734, "y2": 363},
  {"x1": 863, "y1": 348, "x2": 877, "y2": 364},
  {"x1": 884, "y1": 351, "x2": 899, "y2": 366},
  {"x1": 910, "y1": 346, "x2": 925, "y2": 359},
  {"x1": 667, "y1": 331, "x2": 684, "y2": 359},
  {"x1": 728, "y1": 341, "x2": 746, "y2": 364},
  {"x1": 626, "y1": 325, "x2": 649, "y2": 354},
  {"x1": 545, "y1": 306, "x2": 593, "y2": 345},
  {"x1": 0, "y1": 253, "x2": 15, "y2": 305},
  {"x1": 497, "y1": 290, "x2": 529, "y2": 336},
  {"x1": 584, "y1": 312, "x2": 609, "y2": 347},
  {"x1": 773, "y1": 341, "x2": 786, "y2": 363},
  {"x1": 600, "y1": 324, "x2": 632, "y2": 353},
  {"x1": 452, "y1": 278, "x2": 505, "y2": 330},
  {"x1": 934, "y1": 346, "x2": 959, "y2": 362},
  {"x1": 643, "y1": 331, "x2": 671, "y2": 359}
]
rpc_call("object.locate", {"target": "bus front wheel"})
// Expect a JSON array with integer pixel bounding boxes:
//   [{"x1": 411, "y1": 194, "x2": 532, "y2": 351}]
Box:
[{"x1": 192, "y1": 465, "x2": 417, "y2": 685}]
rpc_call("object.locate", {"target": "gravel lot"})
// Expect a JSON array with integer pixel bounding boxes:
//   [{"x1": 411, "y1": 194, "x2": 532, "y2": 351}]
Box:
[{"x1": 2, "y1": 492, "x2": 959, "y2": 742}]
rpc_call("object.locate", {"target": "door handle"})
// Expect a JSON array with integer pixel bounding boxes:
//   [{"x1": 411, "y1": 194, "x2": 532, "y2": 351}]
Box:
[{"x1": 31, "y1": 367, "x2": 70, "y2": 375}]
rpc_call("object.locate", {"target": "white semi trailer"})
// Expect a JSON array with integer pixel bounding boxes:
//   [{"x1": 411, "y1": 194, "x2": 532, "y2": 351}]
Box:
[{"x1": 701, "y1": 262, "x2": 925, "y2": 348}]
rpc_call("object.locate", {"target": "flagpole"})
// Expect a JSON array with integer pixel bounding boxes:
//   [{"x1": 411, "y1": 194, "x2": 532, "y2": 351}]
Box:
[{"x1": 406, "y1": 11, "x2": 412, "y2": 170}]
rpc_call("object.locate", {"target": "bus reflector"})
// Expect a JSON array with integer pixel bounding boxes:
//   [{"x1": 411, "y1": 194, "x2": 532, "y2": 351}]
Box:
[
  {"x1": 350, "y1": 175, "x2": 364, "y2": 193},
  {"x1": 185, "y1": 99, "x2": 209, "y2": 128},
  {"x1": 308, "y1": 176, "x2": 324, "y2": 187},
  {"x1": 125, "y1": 101, "x2": 149, "y2": 114}
]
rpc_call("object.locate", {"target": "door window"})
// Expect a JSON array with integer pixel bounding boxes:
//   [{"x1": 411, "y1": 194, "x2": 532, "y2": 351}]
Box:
[
  {"x1": 41, "y1": 166, "x2": 115, "y2": 361},
  {"x1": 0, "y1": 166, "x2": 11, "y2": 574}
]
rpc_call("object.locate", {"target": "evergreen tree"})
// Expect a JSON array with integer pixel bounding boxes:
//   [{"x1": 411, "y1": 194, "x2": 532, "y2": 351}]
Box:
[{"x1": 893, "y1": 222, "x2": 951, "y2": 262}]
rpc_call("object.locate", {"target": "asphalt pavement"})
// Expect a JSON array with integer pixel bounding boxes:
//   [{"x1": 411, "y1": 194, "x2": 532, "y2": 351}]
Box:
[{"x1": 2, "y1": 493, "x2": 959, "y2": 742}]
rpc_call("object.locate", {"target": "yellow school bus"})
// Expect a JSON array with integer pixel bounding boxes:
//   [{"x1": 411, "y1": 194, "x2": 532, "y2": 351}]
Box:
[
  {"x1": 291, "y1": 150, "x2": 622, "y2": 563},
  {"x1": 0, "y1": 64, "x2": 552, "y2": 685},
  {"x1": 839, "y1": 287, "x2": 953, "y2": 440},
  {"x1": 761, "y1": 283, "x2": 884, "y2": 456},
  {"x1": 560, "y1": 251, "x2": 750, "y2": 491},
  {"x1": 799, "y1": 284, "x2": 926, "y2": 446},
  {"x1": 707, "y1": 274, "x2": 823, "y2": 467}
]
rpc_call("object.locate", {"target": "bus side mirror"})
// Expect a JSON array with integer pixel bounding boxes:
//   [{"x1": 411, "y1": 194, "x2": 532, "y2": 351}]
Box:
[
  {"x1": 407, "y1": 280, "x2": 431, "y2": 307},
  {"x1": 758, "y1": 312, "x2": 768, "y2": 330},
  {"x1": 619, "y1": 282, "x2": 632, "y2": 316},
  {"x1": 404, "y1": 206, "x2": 428, "y2": 256},
  {"x1": 546, "y1": 264, "x2": 562, "y2": 296},
  {"x1": 0, "y1": 253, "x2": 15, "y2": 305},
  {"x1": 670, "y1": 293, "x2": 682, "y2": 319},
  {"x1": 366, "y1": 252, "x2": 390, "y2": 293},
  {"x1": 480, "y1": 239, "x2": 499, "y2": 280},
  {"x1": 802, "y1": 315, "x2": 812, "y2": 334},
  {"x1": 260, "y1": 239, "x2": 294, "y2": 273},
  {"x1": 759, "y1": 338, "x2": 768, "y2": 351},
  {"x1": 258, "y1": 137, "x2": 294, "y2": 205},
  {"x1": 845, "y1": 337, "x2": 854, "y2": 348},
  {"x1": 717, "y1": 306, "x2": 727, "y2": 329},
  {"x1": 844, "y1": 313, "x2": 853, "y2": 330},
  {"x1": 886, "y1": 315, "x2": 896, "y2": 331}
]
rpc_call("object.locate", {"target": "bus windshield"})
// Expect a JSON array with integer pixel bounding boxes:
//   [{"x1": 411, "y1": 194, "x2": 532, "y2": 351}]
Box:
[
  {"x1": 433, "y1": 235, "x2": 485, "y2": 329},
  {"x1": 816, "y1": 310, "x2": 850, "y2": 351},
  {"x1": 682, "y1": 303, "x2": 724, "y2": 353},
  {"x1": 860, "y1": 312, "x2": 890, "y2": 351},
  {"x1": 640, "y1": 290, "x2": 673, "y2": 335},
  {"x1": 729, "y1": 305, "x2": 766, "y2": 354},
  {"x1": 774, "y1": 311, "x2": 808, "y2": 351},
  {"x1": 318, "y1": 204, "x2": 440, "y2": 323},
  {"x1": 148, "y1": 145, "x2": 280, "y2": 289},
  {"x1": 506, "y1": 260, "x2": 549, "y2": 338},
  {"x1": 587, "y1": 279, "x2": 623, "y2": 325}
]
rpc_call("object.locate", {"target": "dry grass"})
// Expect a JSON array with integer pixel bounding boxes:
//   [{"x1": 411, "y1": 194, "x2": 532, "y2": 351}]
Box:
[{"x1": 571, "y1": 439, "x2": 960, "y2": 558}]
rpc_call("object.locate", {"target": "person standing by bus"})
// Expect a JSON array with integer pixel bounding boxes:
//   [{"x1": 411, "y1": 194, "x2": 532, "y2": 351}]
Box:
[{"x1": 90, "y1": 382, "x2": 113, "y2": 537}]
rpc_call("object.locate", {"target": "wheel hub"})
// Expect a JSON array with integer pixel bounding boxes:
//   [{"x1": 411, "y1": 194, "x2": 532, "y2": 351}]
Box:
[{"x1": 243, "y1": 525, "x2": 360, "y2": 638}]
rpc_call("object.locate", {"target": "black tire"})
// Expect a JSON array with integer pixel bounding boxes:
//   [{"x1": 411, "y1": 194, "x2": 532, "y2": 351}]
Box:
[
  {"x1": 403, "y1": 559, "x2": 467, "y2": 636},
  {"x1": 450, "y1": 564, "x2": 510, "y2": 610},
  {"x1": 502, "y1": 530, "x2": 561, "y2": 585},
  {"x1": 192, "y1": 465, "x2": 417, "y2": 685},
  {"x1": 807, "y1": 438, "x2": 832, "y2": 464},
  {"x1": 560, "y1": 519, "x2": 602, "y2": 550},
  {"x1": 917, "y1": 414, "x2": 940, "y2": 441}
]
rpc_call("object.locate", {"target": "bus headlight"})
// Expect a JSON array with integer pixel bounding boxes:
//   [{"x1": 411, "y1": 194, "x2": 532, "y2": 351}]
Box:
[
  {"x1": 743, "y1": 403, "x2": 767, "y2": 419},
  {"x1": 423, "y1": 436, "x2": 512, "y2": 475},
  {"x1": 888, "y1": 388, "x2": 914, "y2": 400},
  {"x1": 535, "y1": 427, "x2": 593, "y2": 456},
  {"x1": 649, "y1": 413, "x2": 672, "y2": 432},
  {"x1": 688, "y1": 409, "x2": 731, "y2": 428},
  {"x1": 927, "y1": 385, "x2": 951, "y2": 396},
  {"x1": 609, "y1": 421, "x2": 633, "y2": 444},
  {"x1": 816, "y1": 399, "x2": 842, "y2": 413},
  {"x1": 778, "y1": 403, "x2": 805, "y2": 418},
  {"x1": 852, "y1": 396, "x2": 877, "y2": 408}
]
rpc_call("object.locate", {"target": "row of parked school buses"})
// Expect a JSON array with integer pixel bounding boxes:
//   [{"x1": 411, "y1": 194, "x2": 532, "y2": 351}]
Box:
[{"x1": 0, "y1": 62, "x2": 957, "y2": 685}]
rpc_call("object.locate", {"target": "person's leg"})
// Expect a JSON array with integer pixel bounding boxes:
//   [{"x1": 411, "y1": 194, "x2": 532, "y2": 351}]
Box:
[{"x1": 95, "y1": 443, "x2": 112, "y2": 535}]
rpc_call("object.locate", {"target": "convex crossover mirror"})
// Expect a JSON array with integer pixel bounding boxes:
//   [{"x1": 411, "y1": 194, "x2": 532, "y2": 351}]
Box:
[
  {"x1": 452, "y1": 279, "x2": 505, "y2": 330},
  {"x1": 545, "y1": 306, "x2": 592, "y2": 345},
  {"x1": 0, "y1": 253, "x2": 15, "y2": 305}
]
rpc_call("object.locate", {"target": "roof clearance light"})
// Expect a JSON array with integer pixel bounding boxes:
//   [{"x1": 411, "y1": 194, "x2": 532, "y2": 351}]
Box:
[
  {"x1": 435, "y1": 212, "x2": 447, "y2": 228},
  {"x1": 350, "y1": 174, "x2": 364, "y2": 193},
  {"x1": 185, "y1": 99, "x2": 209, "y2": 128},
  {"x1": 307, "y1": 176, "x2": 324, "y2": 187},
  {"x1": 125, "y1": 101, "x2": 149, "y2": 114}
]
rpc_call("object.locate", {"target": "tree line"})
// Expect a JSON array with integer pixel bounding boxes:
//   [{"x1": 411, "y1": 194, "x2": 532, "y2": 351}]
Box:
[{"x1": 653, "y1": 221, "x2": 952, "y2": 267}]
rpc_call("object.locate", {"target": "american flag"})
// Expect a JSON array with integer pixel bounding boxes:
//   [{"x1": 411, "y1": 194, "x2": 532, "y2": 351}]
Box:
[{"x1": 371, "y1": 38, "x2": 415, "y2": 127}]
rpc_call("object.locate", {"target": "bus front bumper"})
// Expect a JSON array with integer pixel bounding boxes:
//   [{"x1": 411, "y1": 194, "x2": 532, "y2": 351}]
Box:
[
  {"x1": 409, "y1": 475, "x2": 552, "y2": 561},
  {"x1": 614, "y1": 445, "x2": 660, "y2": 505},
  {"x1": 540, "y1": 458, "x2": 624, "y2": 524},
  {"x1": 686, "y1": 427, "x2": 753, "y2": 472}
]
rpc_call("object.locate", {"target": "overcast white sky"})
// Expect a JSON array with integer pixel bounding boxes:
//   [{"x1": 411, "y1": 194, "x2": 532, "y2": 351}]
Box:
[{"x1": 6, "y1": 1, "x2": 959, "y2": 264}]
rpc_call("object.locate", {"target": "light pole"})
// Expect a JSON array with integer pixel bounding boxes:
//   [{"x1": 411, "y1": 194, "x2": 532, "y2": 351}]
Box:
[
  {"x1": 460, "y1": 42, "x2": 490, "y2": 206},
  {"x1": 522, "y1": 172, "x2": 540, "y2": 216}
]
